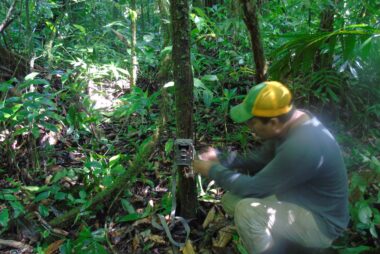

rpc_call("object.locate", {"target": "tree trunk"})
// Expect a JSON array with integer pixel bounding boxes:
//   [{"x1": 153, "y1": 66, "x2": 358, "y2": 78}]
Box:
[
  {"x1": 130, "y1": 0, "x2": 138, "y2": 87},
  {"x1": 313, "y1": 2, "x2": 336, "y2": 71},
  {"x1": 170, "y1": 0, "x2": 198, "y2": 219},
  {"x1": 239, "y1": 0, "x2": 266, "y2": 83},
  {"x1": 158, "y1": 0, "x2": 171, "y2": 48}
]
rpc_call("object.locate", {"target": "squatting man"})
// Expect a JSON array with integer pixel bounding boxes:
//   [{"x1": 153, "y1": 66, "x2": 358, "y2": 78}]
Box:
[{"x1": 193, "y1": 81, "x2": 349, "y2": 254}]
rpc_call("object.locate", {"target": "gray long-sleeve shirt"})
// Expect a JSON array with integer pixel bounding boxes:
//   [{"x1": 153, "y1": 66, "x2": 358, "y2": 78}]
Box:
[{"x1": 209, "y1": 116, "x2": 349, "y2": 239}]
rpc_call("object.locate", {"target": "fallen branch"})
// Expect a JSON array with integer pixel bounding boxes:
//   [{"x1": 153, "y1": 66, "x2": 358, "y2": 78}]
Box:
[
  {"x1": 49, "y1": 129, "x2": 160, "y2": 227},
  {"x1": 0, "y1": 239, "x2": 33, "y2": 252}
]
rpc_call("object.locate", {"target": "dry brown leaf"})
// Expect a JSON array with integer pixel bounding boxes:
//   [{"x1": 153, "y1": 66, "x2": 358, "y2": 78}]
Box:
[
  {"x1": 44, "y1": 239, "x2": 65, "y2": 254},
  {"x1": 147, "y1": 234, "x2": 166, "y2": 244},
  {"x1": 181, "y1": 240, "x2": 196, "y2": 254},
  {"x1": 133, "y1": 235, "x2": 140, "y2": 252},
  {"x1": 212, "y1": 225, "x2": 235, "y2": 248},
  {"x1": 132, "y1": 217, "x2": 151, "y2": 227},
  {"x1": 202, "y1": 206, "x2": 216, "y2": 229}
]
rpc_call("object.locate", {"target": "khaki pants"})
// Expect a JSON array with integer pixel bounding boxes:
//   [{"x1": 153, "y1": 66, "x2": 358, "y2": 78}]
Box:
[{"x1": 222, "y1": 193, "x2": 333, "y2": 254}]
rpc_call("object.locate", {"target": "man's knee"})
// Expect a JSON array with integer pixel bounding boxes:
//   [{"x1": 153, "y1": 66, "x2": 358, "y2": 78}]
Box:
[{"x1": 234, "y1": 198, "x2": 267, "y2": 227}]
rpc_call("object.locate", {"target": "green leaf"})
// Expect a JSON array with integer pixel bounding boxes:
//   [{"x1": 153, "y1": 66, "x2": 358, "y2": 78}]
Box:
[
  {"x1": 54, "y1": 192, "x2": 66, "y2": 200},
  {"x1": 79, "y1": 190, "x2": 87, "y2": 200},
  {"x1": 109, "y1": 154, "x2": 121, "y2": 168},
  {"x1": 164, "y1": 139, "x2": 174, "y2": 156},
  {"x1": 202, "y1": 75, "x2": 219, "y2": 82},
  {"x1": 40, "y1": 121, "x2": 59, "y2": 132},
  {"x1": 370, "y1": 224, "x2": 378, "y2": 238},
  {"x1": 73, "y1": 24, "x2": 86, "y2": 34},
  {"x1": 358, "y1": 205, "x2": 372, "y2": 225},
  {"x1": 38, "y1": 205, "x2": 49, "y2": 217},
  {"x1": 338, "y1": 246, "x2": 372, "y2": 254},
  {"x1": 52, "y1": 170, "x2": 68, "y2": 183},
  {"x1": 110, "y1": 164, "x2": 125, "y2": 176},
  {"x1": 0, "y1": 83, "x2": 13, "y2": 92},
  {"x1": 203, "y1": 90, "x2": 213, "y2": 108},
  {"x1": 85, "y1": 161, "x2": 103, "y2": 169},
  {"x1": 0, "y1": 193, "x2": 17, "y2": 201},
  {"x1": 118, "y1": 212, "x2": 146, "y2": 222},
  {"x1": 121, "y1": 199, "x2": 136, "y2": 214},
  {"x1": 0, "y1": 208, "x2": 9, "y2": 228},
  {"x1": 32, "y1": 126, "x2": 40, "y2": 139},
  {"x1": 34, "y1": 191, "x2": 51, "y2": 203},
  {"x1": 10, "y1": 201, "x2": 25, "y2": 218}
]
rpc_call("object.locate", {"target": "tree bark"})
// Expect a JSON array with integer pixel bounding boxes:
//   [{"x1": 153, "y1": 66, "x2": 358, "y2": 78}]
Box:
[
  {"x1": 313, "y1": 2, "x2": 336, "y2": 71},
  {"x1": 158, "y1": 0, "x2": 171, "y2": 49},
  {"x1": 239, "y1": 0, "x2": 267, "y2": 83},
  {"x1": 130, "y1": 0, "x2": 138, "y2": 87},
  {"x1": 170, "y1": 0, "x2": 198, "y2": 219}
]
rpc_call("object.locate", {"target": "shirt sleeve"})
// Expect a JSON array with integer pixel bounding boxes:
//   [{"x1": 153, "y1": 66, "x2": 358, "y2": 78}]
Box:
[
  {"x1": 209, "y1": 135, "x2": 322, "y2": 198},
  {"x1": 218, "y1": 140, "x2": 275, "y2": 175}
]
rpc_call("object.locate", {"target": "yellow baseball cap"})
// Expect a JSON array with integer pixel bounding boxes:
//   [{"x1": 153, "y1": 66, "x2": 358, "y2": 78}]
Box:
[{"x1": 230, "y1": 81, "x2": 293, "y2": 123}]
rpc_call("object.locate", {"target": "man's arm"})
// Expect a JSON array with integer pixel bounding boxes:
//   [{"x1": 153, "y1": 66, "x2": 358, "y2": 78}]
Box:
[
  {"x1": 206, "y1": 135, "x2": 322, "y2": 198},
  {"x1": 218, "y1": 140, "x2": 275, "y2": 175}
]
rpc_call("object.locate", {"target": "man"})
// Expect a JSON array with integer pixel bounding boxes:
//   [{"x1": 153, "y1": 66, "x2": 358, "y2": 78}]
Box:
[{"x1": 193, "y1": 81, "x2": 349, "y2": 254}]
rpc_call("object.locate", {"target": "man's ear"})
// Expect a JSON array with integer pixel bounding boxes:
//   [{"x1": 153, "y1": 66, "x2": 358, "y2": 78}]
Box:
[
  {"x1": 269, "y1": 118, "x2": 283, "y2": 133},
  {"x1": 269, "y1": 118, "x2": 280, "y2": 127}
]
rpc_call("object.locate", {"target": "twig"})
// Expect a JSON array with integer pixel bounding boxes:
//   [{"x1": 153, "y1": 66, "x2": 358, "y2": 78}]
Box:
[
  {"x1": 0, "y1": 239, "x2": 33, "y2": 252},
  {"x1": 0, "y1": 0, "x2": 19, "y2": 33}
]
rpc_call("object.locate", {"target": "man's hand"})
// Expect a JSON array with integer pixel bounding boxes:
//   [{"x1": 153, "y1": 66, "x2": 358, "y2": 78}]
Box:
[
  {"x1": 198, "y1": 147, "x2": 220, "y2": 162},
  {"x1": 193, "y1": 159, "x2": 218, "y2": 177}
]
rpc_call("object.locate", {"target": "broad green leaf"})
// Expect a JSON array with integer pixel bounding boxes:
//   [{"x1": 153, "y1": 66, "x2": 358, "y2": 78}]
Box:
[
  {"x1": 0, "y1": 208, "x2": 9, "y2": 227},
  {"x1": 143, "y1": 34, "x2": 154, "y2": 42},
  {"x1": 85, "y1": 161, "x2": 102, "y2": 169},
  {"x1": 0, "y1": 83, "x2": 13, "y2": 92},
  {"x1": 358, "y1": 205, "x2": 372, "y2": 225},
  {"x1": 109, "y1": 154, "x2": 121, "y2": 168},
  {"x1": 40, "y1": 121, "x2": 59, "y2": 132},
  {"x1": 46, "y1": 21, "x2": 56, "y2": 33},
  {"x1": 338, "y1": 246, "x2": 372, "y2": 254},
  {"x1": 203, "y1": 90, "x2": 213, "y2": 108},
  {"x1": 0, "y1": 193, "x2": 17, "y2": 201},
  {"x1": 73, "y1": 24, "x2": 86, "y2": 33},
  {"x1": 52, "y1": 170, "x2": 68, "y2": 183},
  {"x1": 110, "y1": 164, "x2": 125, "y2": 176},
  {"x1": 32, "y1": 126, "x2": 40, "y2": 139},
  {"x1": 370, "y1": 224, "x2": 378, "y2": 238},
  {"x1": 165, "y1": 139, "x2": 174, "y2": 156},
  {"x1": 34, "y1": 191, "x2": 51, "y2": 203},
  {"x1": 118, "y1": 212, "x2": 145, "y2": 222},
  {"x1": 121, "y1": 199, "x2": 136, "y2": 214},
  {"x1": 38, "y1": 205, "x2": 49, "y2": 217},
  {"x1": 10, "y1": 201, "x2": 24, "y2": 218},
  {"x1": 79, "y1": 190, "x2": 87, "y2": 200},
  {"x1": 54, "y1": 192, "x2": 66, "y2": 200},
  {"x1": 202, "y1": 75, "x2": 219, "y2": 82}
]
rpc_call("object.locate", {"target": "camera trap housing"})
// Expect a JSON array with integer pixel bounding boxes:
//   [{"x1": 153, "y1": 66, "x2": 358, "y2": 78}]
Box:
[{"x1": 174, "y1": 139, "x2": 194, "y2": 166}]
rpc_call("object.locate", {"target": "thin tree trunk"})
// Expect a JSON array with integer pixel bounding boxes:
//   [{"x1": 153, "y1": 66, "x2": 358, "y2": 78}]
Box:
[
  {"x1": 157, "y1": 0, "x2": 172, "y2": 126},
  {"x1": 158, "y1": 0, "x2": 171, "y2": 48},
  {"x1": 170, "y1": 0, "x2": 198, "y2": 219},
  {"x1": 130, "y1": 0, "x2": 138, "y2": 87},
  {"x1": 239, "y1": 0, "x2": 266, "y2": 83},
  {"x1": 313, "y1": 2, "x2": 336, "y2": 71}
]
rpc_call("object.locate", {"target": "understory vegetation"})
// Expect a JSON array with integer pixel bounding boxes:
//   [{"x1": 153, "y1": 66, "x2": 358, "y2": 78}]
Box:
[{"x1": 0, "y1": 0, "x2": 379, "y2": 253}]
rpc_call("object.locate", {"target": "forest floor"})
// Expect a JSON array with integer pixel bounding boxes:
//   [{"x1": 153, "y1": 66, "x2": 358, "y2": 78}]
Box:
[{"x1": 0, "y1": 78, "x2": 379, "y2": 254}]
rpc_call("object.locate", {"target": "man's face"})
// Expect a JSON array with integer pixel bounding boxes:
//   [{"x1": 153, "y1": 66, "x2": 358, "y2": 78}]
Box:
[{"x1": 246, "y1": 118, "x2": 279, "y2": 139}]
